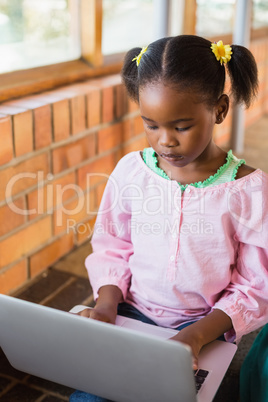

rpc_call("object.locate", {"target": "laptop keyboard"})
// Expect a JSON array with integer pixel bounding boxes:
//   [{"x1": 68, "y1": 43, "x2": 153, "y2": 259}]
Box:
[{"x1": 194, "y1": 369, "x2": 209, "y2": 393}]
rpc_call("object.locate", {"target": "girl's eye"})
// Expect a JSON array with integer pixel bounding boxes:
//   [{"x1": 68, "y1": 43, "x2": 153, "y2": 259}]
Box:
[
  {"x1": 176, "y1": 126, "x2": 192, "y2": 132},
  {"x1": 147, "y1": 125, "x2": 158, "y2": 131}
]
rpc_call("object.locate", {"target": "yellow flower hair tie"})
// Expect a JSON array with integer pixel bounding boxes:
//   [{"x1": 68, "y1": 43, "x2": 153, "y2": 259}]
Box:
[
  {"x1": 132, "y1": 46, "x2": 148, "y2": 66},
  {"x1": 211, "y1": 40, "x2": 232, "y2": 65}
]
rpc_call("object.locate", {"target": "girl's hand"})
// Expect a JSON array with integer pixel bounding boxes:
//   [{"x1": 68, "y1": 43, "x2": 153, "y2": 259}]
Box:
[
  {"x1": 75, "y1": 284, "x2": 123, "y2": 325},
  {"x1": 77, "y1": 304, "x2": 117, "y2": 325},
  {"x1": 169, "y1": 309, "x2": 233, "y2": 370},
  {"x1": 169, "y1": 326, "x2": 203, "y2": 370}
]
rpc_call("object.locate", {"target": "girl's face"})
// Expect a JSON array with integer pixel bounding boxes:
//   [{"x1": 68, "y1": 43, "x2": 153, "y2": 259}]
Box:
[{"x1": 139, "y1": 82, "x2": 228, "y2": 170}]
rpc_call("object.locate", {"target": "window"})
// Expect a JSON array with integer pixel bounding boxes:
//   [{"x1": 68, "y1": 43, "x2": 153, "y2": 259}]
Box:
[
  {"x1": 196, "y1": 0, "x2": 268, "y2": 39},
  {"x1": 196, "y1": 0, "x2": 235, "y2": 38},
  {"x1": 252, "y1": 0, "x2": 268, "y2": 29},
  {"x1": 0, "y1": 0, "x2": 80, "y2": 74},
  {"x1": 102, "y1": 0, "x2": 154, "y2": 55},
  {"x1": 1, "y1": 0, "x2": 267, "y2": 102},
  {"x1": 102, "y1": 0, "x2": 186, "y2": 55}
]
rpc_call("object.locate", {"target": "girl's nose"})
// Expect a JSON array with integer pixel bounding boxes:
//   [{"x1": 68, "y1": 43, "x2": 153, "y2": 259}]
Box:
[{"x1": 159, "y1": 130, "x2": 179, "y2": 147}]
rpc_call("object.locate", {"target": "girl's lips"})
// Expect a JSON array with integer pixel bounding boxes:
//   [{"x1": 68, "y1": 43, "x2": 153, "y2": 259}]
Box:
[{"x1": 160, "y1": 153, "x2": 183, "y2": 160}]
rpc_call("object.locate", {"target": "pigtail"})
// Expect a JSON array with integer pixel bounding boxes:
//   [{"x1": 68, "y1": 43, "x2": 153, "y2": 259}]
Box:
[
  {"x1": 121, "y1": 38, "x2": 170, "y2": 103},
  {"x1": 121, "y1": 47, "x2": 142, "y2": 103},
  {"x1": 227, "y1": 45, "x2": 258, "y2": 108}
]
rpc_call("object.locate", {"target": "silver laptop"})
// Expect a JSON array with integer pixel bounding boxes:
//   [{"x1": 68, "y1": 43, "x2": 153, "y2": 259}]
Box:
[{"x1": 0, "y1": 295, "x2": 237, "y2": 402}]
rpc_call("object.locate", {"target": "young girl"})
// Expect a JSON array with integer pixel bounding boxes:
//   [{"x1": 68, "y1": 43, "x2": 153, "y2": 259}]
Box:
[{"x1": 70, "y1": 35, "x2": 268, "y2": 402}]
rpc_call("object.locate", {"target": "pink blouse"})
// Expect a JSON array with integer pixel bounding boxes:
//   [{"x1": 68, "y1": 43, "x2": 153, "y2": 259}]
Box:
[{"x1": 85, "y1": 151, "x2": 268, "y2": 342}]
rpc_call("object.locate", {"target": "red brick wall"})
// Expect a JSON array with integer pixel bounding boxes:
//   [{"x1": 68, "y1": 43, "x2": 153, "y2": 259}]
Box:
[
  {"x1": 0, "y1": 75, "x2": 148, "y2": 294},
  {"x1": 0, "y1": 36, "x2": 267, "y2": 294}
]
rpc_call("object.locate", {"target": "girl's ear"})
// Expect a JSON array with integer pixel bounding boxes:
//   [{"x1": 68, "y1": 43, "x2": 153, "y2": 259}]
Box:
[{"x1": 215, "y1": 94, "x2": 229, "y2": 124}]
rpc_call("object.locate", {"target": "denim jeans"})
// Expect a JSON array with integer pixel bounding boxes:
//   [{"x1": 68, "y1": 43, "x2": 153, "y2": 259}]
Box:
[
  {"x1": 69, "y1": 303, "x2": 218, "y2": 402},
  {"x1": 69, "y1": 392, "x2": 113, "y2": 402}
]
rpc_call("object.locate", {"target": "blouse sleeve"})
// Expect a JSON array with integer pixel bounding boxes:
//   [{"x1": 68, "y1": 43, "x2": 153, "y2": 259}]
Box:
[
  {"x1": 213, "y1": 172, "x2": 268, "y2": 342},
  {"x1": 85, "y1": 157, "x2": 134, "y2": 301}
]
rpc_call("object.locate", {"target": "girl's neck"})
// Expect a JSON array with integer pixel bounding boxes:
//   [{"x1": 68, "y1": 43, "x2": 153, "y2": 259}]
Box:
[{"x1": 157, "y1": 144, "x2": 227, "y2": 185}]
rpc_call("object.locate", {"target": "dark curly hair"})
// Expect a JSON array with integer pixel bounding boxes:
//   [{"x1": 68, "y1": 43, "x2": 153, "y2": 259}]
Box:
[{"x1": 121, "y1": 35, "x2": 258, "y2": 108}]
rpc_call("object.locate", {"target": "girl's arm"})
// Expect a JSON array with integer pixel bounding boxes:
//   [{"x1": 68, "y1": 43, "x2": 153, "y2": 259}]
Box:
[
  {"x1": 78, "y1": 285, "x2": 123, "y2": 324},
  {"x1": 170, "y1": 309, "x2": 233, "y2": 370},
  {"x1": 85, "y1": 155, "x2": 134, "y2": 308}
]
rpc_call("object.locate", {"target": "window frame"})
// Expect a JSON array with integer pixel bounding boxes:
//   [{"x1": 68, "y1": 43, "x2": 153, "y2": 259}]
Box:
[
  {"x1": 0, "y1": 0, "x2": 124, "y2": 103},
  {"x1": 0, "y1": 0, "x2": 267, "y2": 103}
]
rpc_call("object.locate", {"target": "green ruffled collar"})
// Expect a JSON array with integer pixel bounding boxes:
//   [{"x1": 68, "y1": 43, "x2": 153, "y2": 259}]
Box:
[{"x1": 142, "y1": 148, "x2": 244, "y2": 191}]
